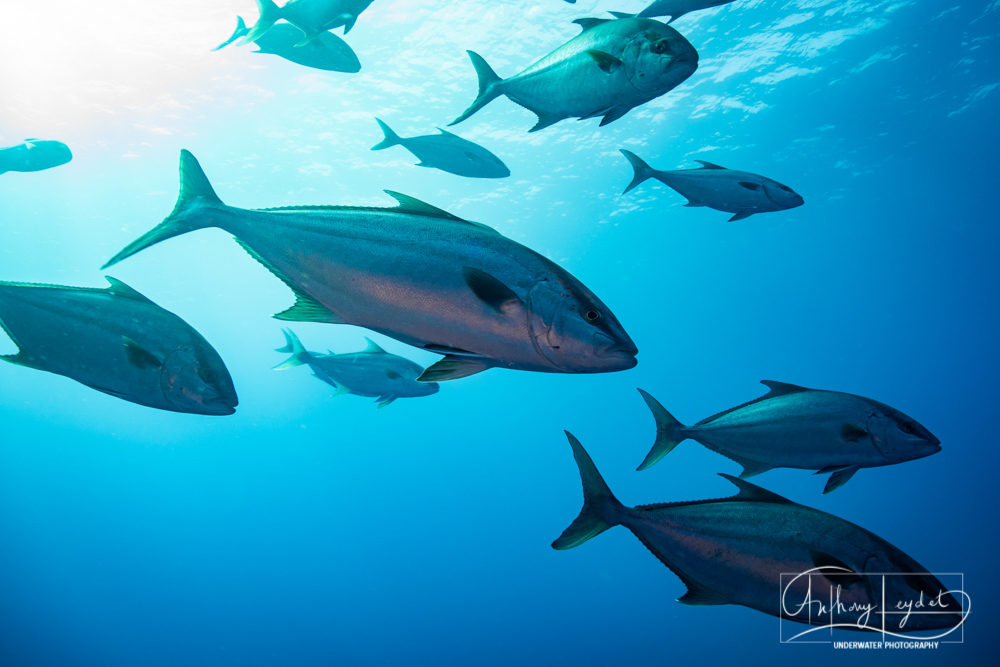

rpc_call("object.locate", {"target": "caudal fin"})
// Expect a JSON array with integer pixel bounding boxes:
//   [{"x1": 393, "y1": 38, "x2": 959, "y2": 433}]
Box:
[
  {"x1": 620, "y1": 149, "x2": 655, "y2": 194},
  {"x1": 102, "y1": 150, "x2": 223, "y2": 269},
  {"x1": 274, "y1": 328, "x2": 311, "y2": 369},
  {"x1": 212, "y1": 16, "x2": 249, "y2": 51},
  {"x1": 636, "y1": 389, "x2": 687, "y2": 471},
  {"x1": 552, "y1": 432, "x2": 623, "y2": 550},
  {"x1": 239, "y1": 0, "x2": 281, "y2": 45},
  {"x1": 448, "y1": 51, "x2": 504, "y2": 126},
  {"x1": 371, "y1": 118, "x2": 402, "y2": 150}
]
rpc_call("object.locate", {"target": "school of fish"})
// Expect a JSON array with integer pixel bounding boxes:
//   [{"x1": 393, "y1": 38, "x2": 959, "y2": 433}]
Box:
[{"x1": 0, "y1": 0, "x2": 964, "y2": 638}]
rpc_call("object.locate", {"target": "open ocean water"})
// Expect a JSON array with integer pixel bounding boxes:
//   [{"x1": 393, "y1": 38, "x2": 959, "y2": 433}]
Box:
[{"x1": 0, "y1": 1, "x2": 997, "y2": 665}]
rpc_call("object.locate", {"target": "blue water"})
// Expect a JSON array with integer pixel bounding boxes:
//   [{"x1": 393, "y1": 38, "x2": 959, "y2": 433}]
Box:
[{"x1": 1, "y1": 1, "x2": 997, "y2": 665}]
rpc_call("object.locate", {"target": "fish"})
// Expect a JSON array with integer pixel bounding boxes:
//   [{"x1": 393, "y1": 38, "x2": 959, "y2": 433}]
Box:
[
  {"x1": 240, "y1": 0, "x2": 374, "y2": 46},
  {"x1": 449, "y1": 15, "x2": 698, "y2": 131},
  {"x1": 102, "y1": 150, "x2": 637, "y2": 382},
  {"x1": 636, "y1": 382, "x2": 941, "y2": 493},
  {"x1": 274, "y1": 329, "x2": 438, "y2": 408},
  {"x1": 637, "y1": 0, "x2": 739, "y2": 23},
  {"x1": 213, "y1": 16, "x2": 361, "y2": 73},
  {"x1": 620, "y1": 150, "x2": 804, "y2": 221},
  {"x1": 0, "y1": 277, "x2": 238, "y2": 415},
  {"x1": 553, "y1": 432, "x2": 965, "y2": 633},
  {"x1": 371, "y1": 118, "x2": 509, "y2": 179},
  {"x1": 0, "y1": 139, "x2": 72, "y2": 175}
]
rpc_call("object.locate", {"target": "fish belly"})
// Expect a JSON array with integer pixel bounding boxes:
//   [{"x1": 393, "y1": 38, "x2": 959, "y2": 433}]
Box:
[{"x1": 506, "y1": 59, "x2": 636, "y2": 120}]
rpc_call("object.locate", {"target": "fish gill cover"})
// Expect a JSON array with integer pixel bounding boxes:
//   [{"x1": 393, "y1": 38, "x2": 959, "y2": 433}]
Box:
[{"x1": 0, "y1": 0, "x2": 997, "y2": 665}]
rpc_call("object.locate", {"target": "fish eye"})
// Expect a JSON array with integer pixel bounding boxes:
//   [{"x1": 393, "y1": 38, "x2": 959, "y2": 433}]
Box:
[
  {"x1": 652, "y1": 41, "x2": 667, "y2": 55},
  {"x1": 900, "y1": 421, "x2": 915, "y2": 434},
  {"x1": 779, "y1": 184, "x2": 792, "y2": 192},
  {"x1": 200, "y1": 369, "x2": 217, "y2": 384},
  {"x1": 583, "y1": 308, "x2": 603, "y2": 324}
]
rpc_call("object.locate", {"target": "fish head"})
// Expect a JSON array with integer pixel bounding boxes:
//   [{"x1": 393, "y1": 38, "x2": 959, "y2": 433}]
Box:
[
  {"x1": 863, "y1": 553, "x2": 966, "y2": 632},
  {"x1": 762, "y1": 179, "x2": 804, "y2": 210},
  {"x1": 159, "y1": 345, "x2": 238, "y2": 415},
  {"x1": 526, "y1": 278, "x2": 637, "y2": 373},
  {"x1": 463, "y1": 150, "x2": 510, "y2": 178},
  {"x1": 622, "y1": 24, "x2": 699, "y2": 94},
  {"x1": 32, "y1": 140, "x2": 73, "y2": 166},
  {"x1": 867, "y1": 405, "x2": 941, "y2": 463}
]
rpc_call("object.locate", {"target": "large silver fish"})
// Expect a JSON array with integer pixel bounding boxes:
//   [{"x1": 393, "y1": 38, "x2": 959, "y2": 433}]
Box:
[
  {"x1": 554, "y1": 433, "x2": 965, "y2": 633},
  {"x1": 214, "y1": 17, "x2": 361, "y2": 73},
  {"x1": 621, "y1": 150, "x2": 803, "y2": 221},
  {"x1": 0, "y1": 139, "x2": 72, "y2": 175},
  {"x1": 240, "y1": 0, "x2": 373, "y2": 46},
  {"x1": 274, "y1": 328, "x2": 438, "y2": 408},
  {"x1": 638, "y1": 381, "x2": 941, "y2": 493},
  {"x1": 102, "y1": 151, "x2": 637, "y2": 382},
  {"x1": 0, "y1": 278, "x2": 238, "y2": 415},
  {"x1": 449, "y1": 15, "x2": 698, "y2": 131},
  {"x1": 371, "y1": 118, "x2": 509, "y2": 179}
]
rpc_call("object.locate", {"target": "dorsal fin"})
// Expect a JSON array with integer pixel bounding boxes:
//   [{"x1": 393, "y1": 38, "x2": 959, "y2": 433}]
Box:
[
  {"x1": 573, "y1": 18, "x2": 610, "y2": 33},
  {"x1": 695, "y1": 160, "x2": 727, "y2": 170},
  {"x1": 634, "y1": 474, "x2": 793, "y2": 514},
  {"x1": 384, "y1": 191, "x2": 465, "y2": 221},
  {"x1": 362, "y1": 337, "x2": 387, "y2": 354},
  {"x1": 718, "y1": 474, "x2": 794, "y2": 504},
  {"x1": 695, "y1": 380, "x2": 812, "y2": 426},
  {"x1": 435, "y1": 127, "x2": 459, "y2": 137},
  {"x1": 104, "y1": 276, "x2": 154, "y2": 303}
]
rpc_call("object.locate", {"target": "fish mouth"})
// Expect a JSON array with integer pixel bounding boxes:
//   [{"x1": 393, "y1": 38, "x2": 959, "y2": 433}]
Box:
[{"x1": 595, "y1": 333, "x2": 639, "y2": 366}]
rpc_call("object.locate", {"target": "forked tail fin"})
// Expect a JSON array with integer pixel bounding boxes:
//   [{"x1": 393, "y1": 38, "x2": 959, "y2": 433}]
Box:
[
  {"x1": 620, "y1": 149, "x2": 655, "y2": 194},
  {"x1": 101, "y1": 150, "x2": 223, "y2": 269},
  {"x1": 448, "y1": 51, "x2": 504, "y2": 126},
  {"x1": 636, "y1": 389, "x2": 688, "y2": 471},
  {"x1": 552, "y1": 432, "x2": 624, "y2": 550},
  {"x1": 274, "y1": 328, "x2": 312, "y2": 369},
  {"x1": 239, "y1": 0, "x2": 282, "y2": 45},
  {"x1": 371, "y1": 118, "x2": 402, "y2": 150},
  {"x1": 212, "y1": 16, "x2": 249, "y2": 51}
]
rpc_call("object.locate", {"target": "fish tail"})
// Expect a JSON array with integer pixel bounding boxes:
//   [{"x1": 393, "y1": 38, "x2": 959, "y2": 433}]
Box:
[
  {"x1": 371, "y1": 118, "x2": 402, "y2": 150},
  {"x1": 620, "y1": 149, "x2": 655, "y2": 194},
  {"x1": 102, "y1": 150, "x2": 223, "y2": 269},
  {"x1": 239, "y1": 0, "x2": 281, "y2": 45},
  {"x1": 274, "y1": 328, "x2": 310, "y2": 369},
  {"x1": 212, "y1": 16, "x2": 249, "y2": 51},
  {"x1": 552, "y1": 432, "x2": 623, "y2": 551},
  {"x1": 636, "y1": 389, "x2": 687, "y2": 471},
  {"x1": 448, "y1": 51, "x2": 503, "y2": 126}
]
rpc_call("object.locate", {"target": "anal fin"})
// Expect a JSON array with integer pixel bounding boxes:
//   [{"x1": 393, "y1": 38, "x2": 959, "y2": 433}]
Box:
[
  {"x1": 0, "y1": 352, "x2": 42, "y2": 370},
  {"x1": 529, "y1": 112, "x2": 563, "y2": 133},
  {"x1": 599, "y1": 107, "x2": 629, "y2": 126},
  {"x1": 234, "y1": 237, "x2": 344, "y2": 324}
]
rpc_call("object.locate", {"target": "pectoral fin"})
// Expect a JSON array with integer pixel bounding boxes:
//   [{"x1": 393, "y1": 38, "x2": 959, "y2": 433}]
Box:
[
  {"x1": 840, "y1": 422, "x2": 868, "y2": 442},
  {"x1": 384, "y1": 369, "x2": 402, "y2": 380},
  {"x1": 738, "y1": 181, "x2": 762, "y2": 191},
  {"x1": 123, "y1": 337, "x2": 162, "y2": 370},
  {"x1": 376, "y1": 395, "x2": 397, "y2": 409},
  {"x1": 811, "y1": 550, "x2": 864, "y2": 586},
  {"x1": 823, "y1": 466, "x2": 860, "y2": 494},
  {"x1": 586, "y1": 49, "x2": 622, "y2": 74},
  {"x1": 418, "y1": 355, "x2": 492, "y2": 382},
  {"x1": 462, "y1": 267, "x2": 523, "y2": 313}
]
